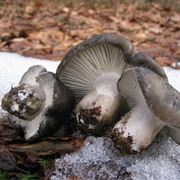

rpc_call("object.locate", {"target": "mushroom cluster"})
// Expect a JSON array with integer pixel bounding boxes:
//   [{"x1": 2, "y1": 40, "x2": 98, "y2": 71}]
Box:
[
  {"x1": 56, "y1": 33, "x2": 166, "y2": 134},
  {"x1": 56, "y1": 33, "x2": 180, "y2": 152},
  {"x1": 2, "y1": 65, "x2": 75, "y2": 142},
  {"x1": 111, "y1": 67, "x2": 180, "y2": 152},
  {"x1": 56, "y1": 33, "x2": 132, "y2": 134},
  {"x1": 1, "y1": 33, "x2": 179, "y2": 153}
]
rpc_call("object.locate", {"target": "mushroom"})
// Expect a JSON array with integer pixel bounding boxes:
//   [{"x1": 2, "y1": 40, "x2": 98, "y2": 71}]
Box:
[
  {"x1": 2, "y1": 65, "x2": 75, "y2": 142},
  {"x1": 127, "y1": 52, "x2": 167, "y2": 78},
  {"x1": 111, "y1": 67, "x2": 180, "y2": 153},
  {"x1": 56, "y1": 33, "x2": 166, "y2": 134}
]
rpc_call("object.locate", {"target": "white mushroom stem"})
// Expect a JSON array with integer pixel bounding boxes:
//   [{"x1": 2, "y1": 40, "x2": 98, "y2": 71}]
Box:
[
  {"x1": 169, "y1": 126, "x2": 180, "y2": 144},
  {"x1": 111, "y1": 67, "x2": 167, "y2": 152},
  {"x1": 113, "y1": 105, "x2": 164, "y2": 152},
  {"x1": 12, "y1": 111, "x2": 44, "y2": 140},
  {"x1": 76, "y1": 72, "x2": 123, "y2": 130},
  {"x1": 134, "y1": 67, "x2": 180, "y2": 144}
]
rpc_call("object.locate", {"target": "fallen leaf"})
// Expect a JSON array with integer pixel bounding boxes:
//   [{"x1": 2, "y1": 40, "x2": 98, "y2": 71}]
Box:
[
  {"x1": 9, "y1": 138, "x2": 85, "y2": 156},
  {"x1": 0, "y1": 115, "x2": 23, "y2": 144},
  {"x1": 0, "y1": 146, "x2": 16, "y2": 171},
  {"x1": 155, "y1": 56, "x2": 175, "y2": 66}
]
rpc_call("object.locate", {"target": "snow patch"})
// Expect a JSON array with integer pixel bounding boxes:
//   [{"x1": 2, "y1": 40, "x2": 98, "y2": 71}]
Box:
[
  {"x1": 51, "y1": 136, "x2": 131, "y2": 180},
  {"x1": 51, "y1": 133, "x2": 180, "y2": 180},
  {"x1": 18, "y1": 90, "x2": 29, "y2": 101},
  {"x1": 164, "y1": 67, "x2": 180, "y2": 91},
  {"x1": 128, "y1": 135, "x2": 180, "y2": 180},
  {"x1": 11, "y1": 102, "x2": 19, "y2": 112}
]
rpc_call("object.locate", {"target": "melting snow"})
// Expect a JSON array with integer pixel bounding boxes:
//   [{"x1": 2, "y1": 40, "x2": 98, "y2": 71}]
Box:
[
  {"x1": 18, "y1": 90, "x2": 29, "y2": 101},
  {"x1": 11, "y1": 102, "x2": 20, "y2": 112},
  {"x1": 164, "y1": 67, "x2": 180, "y2": 91},
  {"x1": 0, "y1": 52, "x2": 179, "y2": 179},
  {"x1": 51, "y1": 133, "x2": 180, "y2": 180}
]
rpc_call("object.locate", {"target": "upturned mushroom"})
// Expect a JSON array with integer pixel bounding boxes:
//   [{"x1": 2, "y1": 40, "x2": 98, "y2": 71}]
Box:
[
  {"x1": 2, "y1": 65, "x2": 75, "y2": 142},
  {"x1": 56, "y1": 33, "x2": 166, "y2": 134},
  {"x1": 111, "y1": 67, "x2": 180, "y2": 153}
]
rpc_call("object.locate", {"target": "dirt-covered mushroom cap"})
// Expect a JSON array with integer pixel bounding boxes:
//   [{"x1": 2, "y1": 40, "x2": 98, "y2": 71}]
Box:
[
  {"x1": 2, "y1": 65, "x2": 75, "y2": 142},
  {"x1": 111, "y1": 67, "x2": 180, "y2": 153},
  {"x1": 56, "y1": 33, "x2": 133, "y2": 133}
]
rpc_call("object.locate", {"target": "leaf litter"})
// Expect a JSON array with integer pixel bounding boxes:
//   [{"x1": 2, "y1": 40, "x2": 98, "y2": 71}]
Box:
[
  {"x1": 0, "y1": 0, "x2": 180, "y2": 179},
  {"x1": 0, "y1": 0, "x2": 179, "y2": 68}
]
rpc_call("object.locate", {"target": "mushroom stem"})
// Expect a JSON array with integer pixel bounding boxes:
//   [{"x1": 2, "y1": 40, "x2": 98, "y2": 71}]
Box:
[
  {"x1": 169, "y1": 126, "x2": 180, "y2": 144},
  {"x1": 110, "y1": 67, "x2": 163, "y2": 153},
  {"x1": 111, "y1": 67, "x2": 180, "y2": 153},
  {"x1": 76, "y1": 73, "x2": 124, "y2": 133},
  {"x1": 112, "y1": 105, "x2": 164, "y2": 152}
]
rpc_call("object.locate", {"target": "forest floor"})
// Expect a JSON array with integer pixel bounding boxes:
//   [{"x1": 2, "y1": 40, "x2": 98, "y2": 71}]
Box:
[
  {"x1": 0, "y1": 0, "x2": 180, "y2": 179},
  {"x1": 0, "y1": 0, "x2": 180, "y2": 67}
]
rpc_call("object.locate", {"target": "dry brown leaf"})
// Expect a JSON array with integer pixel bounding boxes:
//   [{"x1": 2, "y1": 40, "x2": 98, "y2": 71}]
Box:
[
  {"x1": 0, "y1": 1, "x2": 179, "y2": 63},
  {"x1": 0, "y1": 115, "x2": 23, "y2": 144},
  {"x1": 155, "y1": 56, "x2": 175, "y2": 66},
  {"x1": 0, "y1": 146, "x2": 16, "y2": 171},
  {"x1": 30, "y1": 30, "x2": 64, "y2": 44},
  {"x1": 9, "y1": 139, "x2": 85, "y2": 156}
]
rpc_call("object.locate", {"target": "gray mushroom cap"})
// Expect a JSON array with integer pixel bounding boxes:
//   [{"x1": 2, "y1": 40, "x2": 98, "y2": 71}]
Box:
[
  {"x1": 127, "y1": 52, "x2": 167, "y2": 79},
  {"x1": 56, "y1": 33, "x2": 134, "y2": 133},
  {"x1": 19, "y1": 65, "x2": 47, "y2": 85},
  {"x1": 57, "y1": 33, "x2": 133, "y2": 73},
  {"x1": 135, "y1": 67, "x2": 180, "y2": 127},
  {"x1": 56, "y1": 33, "x2": 133, "y2": 102},
  {"x1": 2, "y1": 65, "x2": 75, "y2": 142},
  {"x1": 56, "y1": 33, "x2": 167, "y2": 102},
  {"x1": 111, "y1": 67, "x2": 180, "y2": 153},
  {"x1": 136, "y1": 67, "x2": 180, "y2": 144}
]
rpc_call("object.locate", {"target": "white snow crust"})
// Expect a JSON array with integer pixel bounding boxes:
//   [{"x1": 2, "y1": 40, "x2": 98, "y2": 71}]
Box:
[
  {"x1": 18, "y1": 90, "x2": 29, "y2": 101},
  {"x1": 0, "y1": 52, "x2": 179, "y2": 180},
  {"x1": 51, "y1": 134, "x2": 180, "y2": 180}
]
